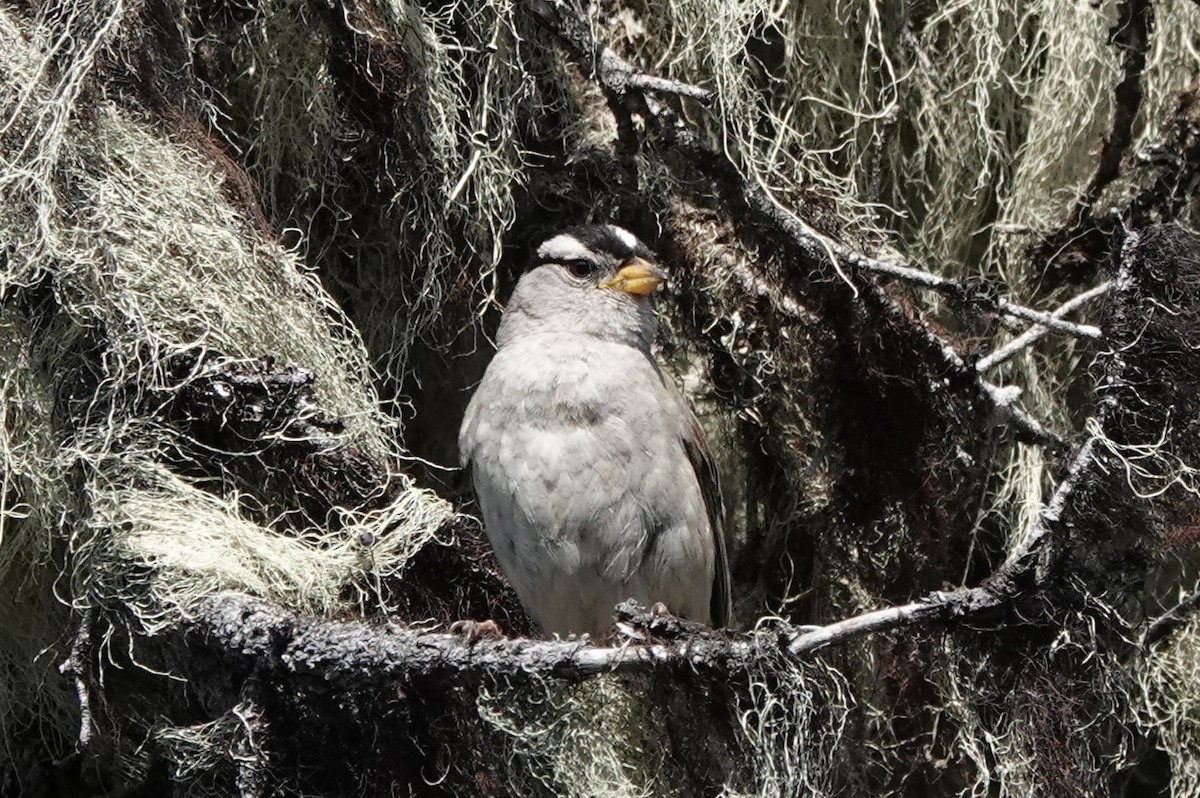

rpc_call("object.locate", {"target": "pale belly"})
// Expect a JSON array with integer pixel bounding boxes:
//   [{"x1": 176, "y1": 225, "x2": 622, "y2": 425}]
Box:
[{"x1": 462, "y1": 339, "x2": 714, "y2": 637}]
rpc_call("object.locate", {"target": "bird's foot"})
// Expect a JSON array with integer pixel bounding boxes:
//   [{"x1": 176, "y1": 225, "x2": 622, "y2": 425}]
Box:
[
  {"x1": 449, "y1": 619, "x2": 503, "y2": 645},
  {"x1": 613, "y1": 600, "x2": 714, "y2": 641}
]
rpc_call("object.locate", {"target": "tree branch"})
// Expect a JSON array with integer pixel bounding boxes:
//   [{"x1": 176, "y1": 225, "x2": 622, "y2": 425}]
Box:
[
  {"x1": 187, "y1": 589, "x2": 997, "y2": 682},
  {"x1": 975, "y1": 281, "x2": 1113, "y2": 373},
  {"x1": 189, "y1": 593, "x2": 766, "y2": 681},
  {"x1": 522, "y1": 0, "x2": 1095, "y2": 447},
  {"x1": 523, "y1": 0, "x2": 711, "y2": 104},
  {"x1": 175, "y1": 348, "x2": 1131, "y2": 684},
  {"x1": 814, "y1": 240, "x2": 1102, "y2": 339},
  {"x1": 58, "y1": 607, "x2": 97, "y2": 752},
  {"x1": 184, "y1": 422, "x2": 1114, "y2": 684}
]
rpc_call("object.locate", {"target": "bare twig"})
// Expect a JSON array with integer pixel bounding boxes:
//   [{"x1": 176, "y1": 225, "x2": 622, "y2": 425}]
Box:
[
  {"x1": 990, "y1": 436, "x2": 1101, "y2": 586},
  {"x1": 994, "y1": 298, "x2": 1102, "y2": 339},
  {"x1": 58, "y1": 607, "x2": 96, "y2": 751},
  {"x1": 828, "y1": 243, "x2": 1102, "y2": 339},
  {"x1": 785, "y1": 600, "x2": 955, "y2": 656},
  {"x1": 626, "y1": 73, "x2": 712, "y2": 103},
  {"x1": 976, "y1": 281, "x2": 1113, "y2": 373}
]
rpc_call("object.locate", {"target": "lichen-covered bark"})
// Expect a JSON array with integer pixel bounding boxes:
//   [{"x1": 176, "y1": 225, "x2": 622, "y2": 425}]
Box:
[{"x1": 3, "y1": 0, "x2": 1200, "y2": 796}]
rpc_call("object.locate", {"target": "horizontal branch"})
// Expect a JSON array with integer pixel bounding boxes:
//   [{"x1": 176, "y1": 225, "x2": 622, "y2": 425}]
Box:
[
  {"x1": 184, "y1": 563, "x2": 1031, "y2": 684},
  {"x1": 192, "y1": 593, "x2": 766, "y2": 682},
  {"x1": 177, "y1": 372, "x2": 1116, "y2": 686},
  {"x1": 190, "y1": 591, "x2": 977, "y2": 684}
]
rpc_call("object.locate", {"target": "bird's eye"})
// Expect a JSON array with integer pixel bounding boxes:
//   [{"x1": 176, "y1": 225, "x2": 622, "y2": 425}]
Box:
[{"x1": 564, "y1": 260, "x2": 594, "y2": 279}]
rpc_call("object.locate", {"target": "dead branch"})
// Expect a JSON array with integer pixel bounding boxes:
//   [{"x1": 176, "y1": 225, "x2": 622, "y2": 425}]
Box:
[
  {"x1": 58, "y1": 608, "x2": 96, "y2": 752},
  {"x1": 187, "y1": 588, "x2": 984, "y2": 682},
  {"x1": 976, "y1": 281, "x2": 1114, "y2": 373},
  {"x1": 625, "y1": 73, "x2": 712, "y2": 103},
  {"x1": 994, "y1": 298, "x2": 1102, "y2": 339},
  {"x1": 811, "y1": 240, "x2": 1102, "y2": 339}
]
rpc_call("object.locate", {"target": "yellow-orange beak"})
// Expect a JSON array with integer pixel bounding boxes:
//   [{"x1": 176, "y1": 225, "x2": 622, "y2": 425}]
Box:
[{"x1": 597, "y1": 257, "x2": 665, "y2": 296}]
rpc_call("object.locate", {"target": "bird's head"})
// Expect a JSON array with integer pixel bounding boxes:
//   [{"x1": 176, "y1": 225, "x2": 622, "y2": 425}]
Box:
[{"x1": 498, "y1": 224, "x2": 664, "y2": 351}]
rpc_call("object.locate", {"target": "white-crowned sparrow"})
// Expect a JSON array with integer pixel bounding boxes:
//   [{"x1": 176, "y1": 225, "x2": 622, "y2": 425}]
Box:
[{"x1": 459, "y1": 224, "x2": 732, "y2": 638}]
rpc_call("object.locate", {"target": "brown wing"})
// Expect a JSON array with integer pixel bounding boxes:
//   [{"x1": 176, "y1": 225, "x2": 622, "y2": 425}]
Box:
[{"x1": 681, "y1": 411, "x2": 733, "y2": 628}]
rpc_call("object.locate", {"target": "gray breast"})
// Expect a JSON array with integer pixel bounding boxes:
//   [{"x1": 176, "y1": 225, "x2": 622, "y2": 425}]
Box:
[{"x1": 459, "y1": 334, "x2": 716, "y2": 637}]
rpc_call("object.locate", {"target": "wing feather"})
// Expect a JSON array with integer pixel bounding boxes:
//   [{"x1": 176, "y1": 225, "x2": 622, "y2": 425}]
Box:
[{"x1": 680, "y1": 409, "x2": 733, "y2": 627}]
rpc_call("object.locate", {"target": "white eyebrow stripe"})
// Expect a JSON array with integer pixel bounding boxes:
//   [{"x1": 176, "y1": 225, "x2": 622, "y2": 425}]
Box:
[
  {"x1": 607, "y1": 225, "x2": 640, "y2": 250},
  {"x1": 536, "y1": 234, "x2": 594, "y2": 263}
]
